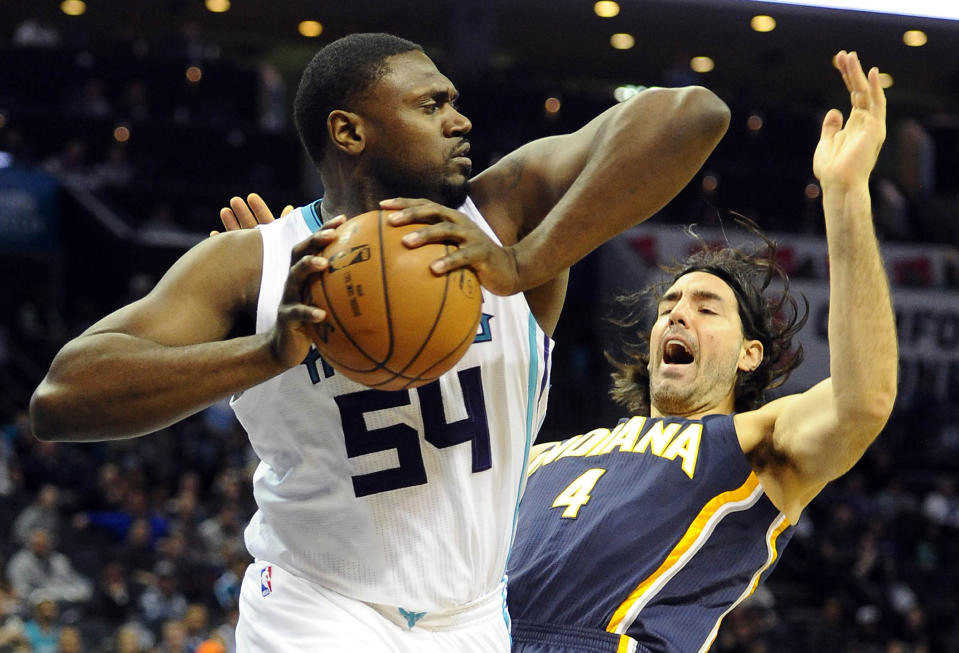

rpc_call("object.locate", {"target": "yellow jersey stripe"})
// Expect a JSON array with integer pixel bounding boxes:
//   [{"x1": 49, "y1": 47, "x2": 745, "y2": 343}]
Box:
[
  {"x1": 695, "y1": 512, "x2": 792, "y2": 653},
  {"x1": 606, "y1": 473, "x2": 762, "y2": 634},
  {"x1": 617, "y1": 634, "x2": 636, "y2": 653}
]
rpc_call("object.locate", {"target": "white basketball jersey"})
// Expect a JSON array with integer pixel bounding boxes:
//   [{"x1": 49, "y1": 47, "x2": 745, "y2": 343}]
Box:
[{"x1": 231, "y1": 197, "x2": 553, "y2": 614}]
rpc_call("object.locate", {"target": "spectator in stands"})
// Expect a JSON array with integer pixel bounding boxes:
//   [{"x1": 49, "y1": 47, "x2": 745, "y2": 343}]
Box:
[
  {"x1": 0, "y1": 581, "x2": 28, "y2": 652},
  {"x1": 12, "y1": 484, "x2": 60, "y2": 547},
  {"x1": 5, "y1": 529, "x2": 92, "y2": 605},
  {"x1": 181, "y1": 603, "x2": 211, "y2": 652},
  {"x1": 56, "y1": 625, "x2": 84, "y2": 653},
  {"x1": 89, "y1": 562, "x2": 137, "y2": 629},
  {"x1": 137, "y1": 562, "x2": 187, "y2": 633},
  {"x1": 22, "y1": 597, "x2": 60, "y2": 653},
  {"x1": 110, "y1": 624, "x2": 151, "y2": 653},
  {"x1": 197, "y1": 504, "x2": 241, "y2": 567},
  {"x1": 152, "y1": 619, "x2": 188, "y2": 653}
]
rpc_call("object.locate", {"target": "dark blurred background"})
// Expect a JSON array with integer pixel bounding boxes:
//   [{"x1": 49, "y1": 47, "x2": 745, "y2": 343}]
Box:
[{"x1": 1, "y1": 1, "x2": 958, "y2": 652}]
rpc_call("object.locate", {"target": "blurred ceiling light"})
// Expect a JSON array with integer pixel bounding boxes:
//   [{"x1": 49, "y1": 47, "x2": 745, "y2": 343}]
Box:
[
  {"x1": 113, "y1": 126, "x2": 131, "y2": 143},
  {"x1": 205, "y1": 0, "x2": 231, "y2": 13},
  {"x1": 747, "y1": 113, "x2": 764, "y2": 131},
  {"x1": 750, "y1": 15, "x2": 777, "y2": 31},
  {"x1": 60, "y1": 0, "x2": 86, "y2": 16},
  {"x1": 610, "y1": 33, "x2": 635, "y2": 50},
  {"x1": 902, "y1": 30, "x2": 927, "y2": 46},
  {"x1": 298, "y1": 21, "x2": 323, "y2": 37},
  {"x1": 613, "y1": 85, "x2": 646, "y2": 102},
  {"x1": 878, "y1": 72, "x2": 894, "y2": 88},
  {"x1": 805, "y1": 183, "x2": 821, "y2": 200},
  {"x1": 690, "y1": 56, "x2": 715, "y2": 73},
  {"x1": 754, "y1": 0, "x2": 959, "y2": 20},
  {"x1": 544, "y1": 97, "x2": 561, "y2": 114},
  {"x1": 186, "y1": 66, "x2": 203, "y2": 83},
  {"x1": 594, "y1": 1, "x2": 620, "y2": 18}
]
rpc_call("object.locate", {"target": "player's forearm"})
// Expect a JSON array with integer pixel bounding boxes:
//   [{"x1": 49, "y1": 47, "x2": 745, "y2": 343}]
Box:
[
  {"x1": 29, "y1": 331, "x2": 287, "y2": 442},
  {"x1": 823, "y1": 182, "x2": 898, "y2": 428},
  {"x1": 512, "y1": 86, "x2": 729, "y2": 289}
]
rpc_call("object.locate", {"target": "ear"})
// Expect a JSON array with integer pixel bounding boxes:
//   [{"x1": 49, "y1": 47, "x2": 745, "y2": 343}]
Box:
[
  {"x1": 327, "y1": 109, "x2": 365, "y2": 156},
  {"x1": 738, "y1": 339, "x2": 764, "y2": 373}
]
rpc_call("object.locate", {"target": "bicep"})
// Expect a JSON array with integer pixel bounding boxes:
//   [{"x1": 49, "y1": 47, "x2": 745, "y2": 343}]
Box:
[{"x1": 737, "y1": 381, "x2": 846, "y2": 510}]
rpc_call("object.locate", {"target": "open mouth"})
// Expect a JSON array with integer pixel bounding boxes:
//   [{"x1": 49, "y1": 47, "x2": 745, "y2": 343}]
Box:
[{"x1": 663, "y1": 339, "x2": 694, "y2": 365}]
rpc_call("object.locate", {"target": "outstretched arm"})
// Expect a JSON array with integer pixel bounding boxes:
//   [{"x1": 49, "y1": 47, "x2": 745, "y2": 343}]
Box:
[
  {"x1": 482, "y1": 85, "x2": 730, "y2": 292},
  {"x1": 29, "y1": 228, "x2": 336, "y2": 442},
  {"x1": 737, "y1": 51, "x2": 898, "y2": 519}
]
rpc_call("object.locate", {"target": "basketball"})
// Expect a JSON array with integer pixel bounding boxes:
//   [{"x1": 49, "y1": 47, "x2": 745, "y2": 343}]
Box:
[{"x1": 301, "y1": 210, "x2": 483, "y2": 391}]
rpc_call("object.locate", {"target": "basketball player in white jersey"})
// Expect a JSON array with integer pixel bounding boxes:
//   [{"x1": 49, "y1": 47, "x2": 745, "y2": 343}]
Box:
[{"x1": 30, "y1": 33, "x2": 729, "y2": 651}]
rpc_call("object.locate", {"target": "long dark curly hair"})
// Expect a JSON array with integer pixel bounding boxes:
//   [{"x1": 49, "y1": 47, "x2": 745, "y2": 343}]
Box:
[{"x1": 606, "y1": 217, "x2": 808, "y2": 414}]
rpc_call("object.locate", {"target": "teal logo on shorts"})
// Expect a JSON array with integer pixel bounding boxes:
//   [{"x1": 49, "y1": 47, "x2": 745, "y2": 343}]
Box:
[{"x1": 398, "y1": 607, "x2": 426, "y2": 629}]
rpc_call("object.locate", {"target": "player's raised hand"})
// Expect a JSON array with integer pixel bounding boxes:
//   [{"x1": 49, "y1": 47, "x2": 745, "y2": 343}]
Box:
[
  {"x1": 212, "y1": 193, "x2": 293, "y2": 236},
  {"x1": 380, "y1": 197, "x2": 520, "y2": 296},
  {"x1": 813, "y1": 51, "x2": 887, "y2": 191}
]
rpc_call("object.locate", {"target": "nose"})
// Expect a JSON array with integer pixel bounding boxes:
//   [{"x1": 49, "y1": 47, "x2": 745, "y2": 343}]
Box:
[
  {"x1": 445, "y1": 106, "x2": 472, "y2": 137},
  {"x1": 667, "y1": 301, "x2": 691, "y2": 327}
]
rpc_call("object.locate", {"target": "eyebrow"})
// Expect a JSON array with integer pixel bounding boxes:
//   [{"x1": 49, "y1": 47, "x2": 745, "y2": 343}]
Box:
[{"x1": 660, "y1": 288, "x2": 728, "y2": 305}]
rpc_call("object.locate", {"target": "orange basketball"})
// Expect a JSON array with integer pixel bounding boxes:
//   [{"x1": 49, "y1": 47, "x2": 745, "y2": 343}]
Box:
[{"x1": 302, "y1": 209, "x2": 482, "y2": 390}]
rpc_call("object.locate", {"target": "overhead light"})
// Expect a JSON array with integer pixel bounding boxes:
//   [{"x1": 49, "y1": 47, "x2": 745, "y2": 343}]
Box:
[
  {"x1": 752, "y1": 1, "x2": 959, "y2": 21},
  {"x1": 610, "y1": 33, "x2": 635, "y2": 50},
  {"x1": 750, "y1": 15, "x2": 777, "y2": 31},
  {"x1": 594, "y1": 1, "x2": 620, "y2": 18},
  {"x1": 205, "y1": 0, "x2": 231, "y2": 13},
  {"x1": 544, "y1": 97, "x2": 561, "y2": 114},
  {"x1": 299, "y1": 21, "x2": 323, "y2": 37},
  {"x1": 903, "y1": 30, "x2": 928, "y2": 46},
  {"x1": 614, "y1": 85, "x2": 647, "y2": 102},
  {"x1": 690, "y1": 56, "x2": 715, "y2": 73},
  {"x1": 878, "y1": 72, "x2": 894, "y2": 88},
  {"x1": 60, "y1": 0, "x2": 86, "y2": 16}
]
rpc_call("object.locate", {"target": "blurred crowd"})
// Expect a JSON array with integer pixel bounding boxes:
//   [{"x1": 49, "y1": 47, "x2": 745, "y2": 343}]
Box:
[{"x1": 2, "y1": 13, "x2": 959, "y2": 653}]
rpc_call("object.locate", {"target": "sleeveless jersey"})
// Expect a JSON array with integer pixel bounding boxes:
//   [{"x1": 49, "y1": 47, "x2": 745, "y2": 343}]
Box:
[
  {"x1": 507, "y1": 414, "x2": 793, "y2": 653},
  {"x1": 230, "y1": 197, "x2": 553, "y2": 615}
]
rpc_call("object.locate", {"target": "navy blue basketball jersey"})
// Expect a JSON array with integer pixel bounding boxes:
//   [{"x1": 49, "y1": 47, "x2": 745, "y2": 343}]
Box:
[{"x1": 507, "y1": 415, "x2": 793, "y2": 653}]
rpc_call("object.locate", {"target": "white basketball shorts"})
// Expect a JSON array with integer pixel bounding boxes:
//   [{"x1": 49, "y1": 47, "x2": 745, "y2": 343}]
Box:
[{"x1": 235, "y1": 560, "x2": 511, "y2": 652}]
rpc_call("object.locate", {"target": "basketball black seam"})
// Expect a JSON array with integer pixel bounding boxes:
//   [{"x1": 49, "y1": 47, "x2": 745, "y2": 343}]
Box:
[
  {"x1": 316, "y1": 213, "x2": 393, "y2": 374},
  {"x1": 390, "y1": 242, "x2": 452, "y2": 381},
  {"x1": 412, "y1": 292, "x2": 482, "y2": 384}
]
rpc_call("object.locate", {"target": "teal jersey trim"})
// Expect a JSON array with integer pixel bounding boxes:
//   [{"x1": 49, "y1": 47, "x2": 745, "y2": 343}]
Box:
[
  {"x1": 302, "y1": 199, "x2": 323, "y2": 233},
  {"x1": 506, "y1": 312, "x2": 539, "y2": 570}
]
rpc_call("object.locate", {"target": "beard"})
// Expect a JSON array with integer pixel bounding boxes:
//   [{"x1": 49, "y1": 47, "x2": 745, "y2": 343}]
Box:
[
  {"x1": 371, "y1": 151, "x2": 471, "y2": 210},
  {"x1": 648, "y1": 347, "x2": 742, "y2": 417}
]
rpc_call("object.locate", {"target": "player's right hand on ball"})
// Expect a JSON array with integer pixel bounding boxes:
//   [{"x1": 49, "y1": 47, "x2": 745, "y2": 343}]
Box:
[{"x1": 269, "y1": 226, "x2": 344, "y2": 368}]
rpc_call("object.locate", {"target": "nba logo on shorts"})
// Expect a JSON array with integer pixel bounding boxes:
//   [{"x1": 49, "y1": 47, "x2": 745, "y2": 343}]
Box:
[{"x1": 260, "y1": 565, "x2": 273, "y2": 597}]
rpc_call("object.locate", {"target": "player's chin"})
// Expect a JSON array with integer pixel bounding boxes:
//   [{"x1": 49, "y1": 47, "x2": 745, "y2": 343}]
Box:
[{"x1": 439, "y1": 177, "x2": 470, "y2": 209}]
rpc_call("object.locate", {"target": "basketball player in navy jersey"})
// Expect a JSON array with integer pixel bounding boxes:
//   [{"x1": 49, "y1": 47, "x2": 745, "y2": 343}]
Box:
[
  {"x1": 506, "y1": 50, "x2": 897, "y2": 653},
  {"x1": 30, "y1": 33, "x2": 728, "y2": 651}
]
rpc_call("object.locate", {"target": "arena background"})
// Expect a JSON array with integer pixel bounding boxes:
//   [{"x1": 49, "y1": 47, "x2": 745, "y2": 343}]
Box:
[{"x1": 1, "y1": 1, "x2": 958, "y2": 651}]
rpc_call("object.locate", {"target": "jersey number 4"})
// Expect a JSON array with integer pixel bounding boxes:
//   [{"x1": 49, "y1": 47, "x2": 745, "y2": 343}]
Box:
[
  {"x1": 334, "y1": 366, "x2": 492, "y2": 497},
  {"x1": 552, "y1": 468, "x2": 606, "y2": 518}
]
